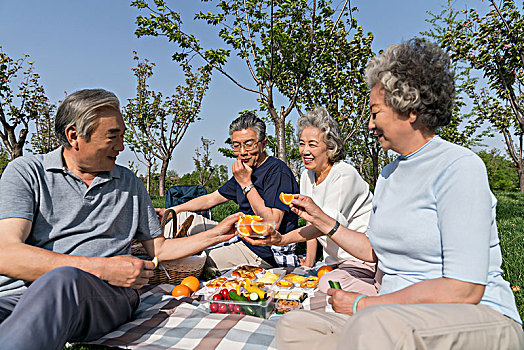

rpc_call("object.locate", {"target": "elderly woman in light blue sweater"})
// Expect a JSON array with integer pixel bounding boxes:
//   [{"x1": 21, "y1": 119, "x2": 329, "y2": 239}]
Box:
[{"x1": 274, "y1": 38, "x2": 524, "y2": 349}]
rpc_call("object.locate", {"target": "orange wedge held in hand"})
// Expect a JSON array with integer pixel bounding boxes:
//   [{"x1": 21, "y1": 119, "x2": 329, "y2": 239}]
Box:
[
  {"x1": 279, "y1": 192, "x2": 294, "y2": 205},
  {"x1": 251, "y1": 220, "x2": 268, "y2": 235},
  {"x1": 237, "y1": 215, "x2": 253, "y2": 237}
]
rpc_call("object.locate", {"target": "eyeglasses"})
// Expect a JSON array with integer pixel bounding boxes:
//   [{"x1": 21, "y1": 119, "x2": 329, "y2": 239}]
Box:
[{"x1": 231, "y1": 139, "x2": 261, "y2": 152}]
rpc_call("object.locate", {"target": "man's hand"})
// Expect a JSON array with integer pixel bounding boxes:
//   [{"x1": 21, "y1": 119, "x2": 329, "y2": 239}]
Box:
[
  {"x1": 242, "y1": 225, "x2": 283, "y2": 246},
  {"x1": 154, "y1": 208, "x2": 166, "y2": 223},
  {"x1": 327, "y1": 288, "x2": 361, "y2": 315},
  {"x1": 232, "y1": 159, "x2": 253, "y2": 188},
  {"x1": 102, "y1": 255, "x2": 155, "y2": 289}
]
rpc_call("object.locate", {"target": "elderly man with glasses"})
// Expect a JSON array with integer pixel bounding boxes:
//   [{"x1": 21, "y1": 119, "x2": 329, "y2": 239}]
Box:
[{"x1": 157, "y1": 112, "x2": 300, "y2": 270}]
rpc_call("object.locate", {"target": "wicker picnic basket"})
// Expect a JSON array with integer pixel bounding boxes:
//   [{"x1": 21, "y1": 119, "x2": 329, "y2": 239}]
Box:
[{"x1": 131, "y1": 209, "x2": 206, "y2": 285}]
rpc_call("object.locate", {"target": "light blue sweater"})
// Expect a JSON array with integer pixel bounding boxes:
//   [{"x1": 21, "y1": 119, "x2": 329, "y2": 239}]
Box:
[{"x1": 368, "y1": 136, "x2": 521, "y2": 323}]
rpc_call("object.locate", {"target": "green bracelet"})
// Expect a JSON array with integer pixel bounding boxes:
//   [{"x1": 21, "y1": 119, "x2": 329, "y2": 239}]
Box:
[{"x1": 352, "y1": 294, "x2": 367, "y2": 315}]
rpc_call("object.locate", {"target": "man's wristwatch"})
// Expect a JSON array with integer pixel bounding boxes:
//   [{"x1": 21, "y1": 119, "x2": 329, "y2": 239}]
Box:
[{"x1": 242, "y1": 183, "x2": 255, "y2": 195}]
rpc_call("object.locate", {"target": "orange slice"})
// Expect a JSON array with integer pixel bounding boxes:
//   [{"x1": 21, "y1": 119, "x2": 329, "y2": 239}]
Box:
[
  {"x1": 279, "y1": 192, "x2": 294, "y2": 205},
  {"x1": 249, "y1": 215, "x2": 263, "y2": 222},
  {"x1": 251, "y1": 220, "x2": 268, "y2": 235},
  {"x1": 237, "y1": 216, "x2": 252, "y2": 237}
]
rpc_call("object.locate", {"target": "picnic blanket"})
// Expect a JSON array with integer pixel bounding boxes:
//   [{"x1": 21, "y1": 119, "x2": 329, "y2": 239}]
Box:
[{"x1": 88, "y1": 283, "x2": 333, "y2": 349}]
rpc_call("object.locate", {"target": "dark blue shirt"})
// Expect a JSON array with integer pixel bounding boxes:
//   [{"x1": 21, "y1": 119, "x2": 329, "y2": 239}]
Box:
[{"x1": 218, "y1": 156, "x2": 299, "y2": 266}]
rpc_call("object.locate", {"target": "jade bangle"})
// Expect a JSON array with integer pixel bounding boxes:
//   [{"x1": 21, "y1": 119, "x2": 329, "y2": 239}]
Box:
[{"x1": 352, "y1": 294, "x2": 367, "y2": 315}]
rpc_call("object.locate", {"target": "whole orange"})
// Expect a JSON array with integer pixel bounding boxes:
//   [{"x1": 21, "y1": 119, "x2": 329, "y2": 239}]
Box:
[
  {"x1": 171, "y1": 284, "x2": 192, "y2": 297},
  {"x1": 317, "y1": 265, "x2": 334, "y2": 278},
  {"x1": 181, "y1": 276, "x2": 200, "y2": 293}
]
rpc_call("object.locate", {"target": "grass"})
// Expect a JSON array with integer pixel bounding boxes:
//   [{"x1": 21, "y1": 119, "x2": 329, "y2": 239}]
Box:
[
  {"x1": 495, "y1": 191, "x2": 524, "y2": 318},
  {"x1": 66, "y1": 191, "x2": 524, "y2": 349}
]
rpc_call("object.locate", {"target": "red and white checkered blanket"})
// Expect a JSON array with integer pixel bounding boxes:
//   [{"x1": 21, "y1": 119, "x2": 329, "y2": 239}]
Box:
[{"x1": 88, "y1": 282, "x2": 332, "y2": 349}]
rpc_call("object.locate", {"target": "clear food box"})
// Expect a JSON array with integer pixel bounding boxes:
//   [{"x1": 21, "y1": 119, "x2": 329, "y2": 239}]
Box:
[
  {"x1": 236, "y1": 220, "x2": 275, "y2": 238},
  {"x1": 208, "y1": 294, "x2": 275, "y2": 319},
  {"x1": 275, "y1": 299, "x2": 301, "y2": 314}
]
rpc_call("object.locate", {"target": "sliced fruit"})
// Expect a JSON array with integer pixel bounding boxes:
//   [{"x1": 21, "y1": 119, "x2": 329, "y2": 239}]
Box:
[
  {"x1": 152, "y1": 256, "x2": 159, "y2": 268},
  {"x1": 237, "y1": 216, "x2": 253, "y2": 237},
  {"x1": 251, "y1": 220, "x2": 268, "y2": 235},
  {"x1": 248, "y1": 215, "x2": 263, "y2": 222},
  {"x1": 279, "y1": 192, "x2": 294, "y2": 205}
]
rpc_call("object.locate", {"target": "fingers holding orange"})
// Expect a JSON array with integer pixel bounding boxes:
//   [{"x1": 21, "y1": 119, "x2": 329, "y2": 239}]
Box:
[{"x1": 279, "y1": 192, "x2": 294, "y2": 205}]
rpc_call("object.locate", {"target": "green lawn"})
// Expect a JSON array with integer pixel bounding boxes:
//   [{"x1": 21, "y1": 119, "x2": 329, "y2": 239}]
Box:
[{"x1": 495, "y1": 191, "x2": 524, "y2": 318}]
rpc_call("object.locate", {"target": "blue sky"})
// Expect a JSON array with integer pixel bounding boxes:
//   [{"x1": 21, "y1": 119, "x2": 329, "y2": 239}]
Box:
[{"x1": 0, "y1": 0, "x2": 493, "y2": 176}]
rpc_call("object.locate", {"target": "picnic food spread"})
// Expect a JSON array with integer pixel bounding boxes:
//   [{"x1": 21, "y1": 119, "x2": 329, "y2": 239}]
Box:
[{"x1": 193, "y1": 265, "x2": 318, "y2": 318}]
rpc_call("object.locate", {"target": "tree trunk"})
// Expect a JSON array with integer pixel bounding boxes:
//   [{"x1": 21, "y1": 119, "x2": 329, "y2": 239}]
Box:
[
  {"x1": 158, "y1": 159, "x2": 169, "y2": 196},
  {"x1": 519, "y1": 167, "x2": 524, "y2": 193},
  {"x1": 275, "y1": 108, "x2": 287, "y2": 162},
  {"x1": 146, "y1": 164, "x2": 151, "y2": 194}
]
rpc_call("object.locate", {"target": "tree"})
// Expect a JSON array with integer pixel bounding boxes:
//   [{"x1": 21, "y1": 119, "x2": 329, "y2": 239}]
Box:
[
  {"x1": 29, "y1": 99, "x2": 59, "y2": 154},
  {"x1": 424, "y1": 1, "x2": 493, "y2": 148},
  {"x1": 477, "y1": 149, "x2": 519, "y2": 191},
  {"x1": 177, "y1": 165, "x2": 229, "y2": 194},
  {"x1": 124, "y1": 53, "x2": 211, "y2": 196},
  {"x1": 0, "y1": 47, "x2": 51, "y2": 160},
  {"x1": 432, "y1": 0, "x2": 524, "y2": 191},
  {"x1": 0, "y1": 144, "x2": 9, "y2": 177},
  {"x1": 193, "y1": 137, "x2": 218, "y2": 188},
  {"x1": 132, "y1": 0, "x2": 357, "y2": 164}
]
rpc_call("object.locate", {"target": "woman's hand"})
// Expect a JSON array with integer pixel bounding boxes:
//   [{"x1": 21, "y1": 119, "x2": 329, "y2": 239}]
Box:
[
  {"x1": 327, "y1": 289, "x2": 363, "y2": 315},
  {"x1": 241, "y1": 225, "x2": 283, "y2": 246},
  {"x1": 290, "y1": 195, "x2": 333, "y2": 232}
]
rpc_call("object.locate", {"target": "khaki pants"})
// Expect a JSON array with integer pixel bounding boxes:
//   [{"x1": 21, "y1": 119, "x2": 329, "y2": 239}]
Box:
[
  {"x1": 276, "y1": 303, "x2": 524, "y2": 350},
  {"x1": 317, "y1": 260, "x2": 381, "y2": 295},
  {"x1": 206, "y1": 240, "x2": 273, "y2": 271}
]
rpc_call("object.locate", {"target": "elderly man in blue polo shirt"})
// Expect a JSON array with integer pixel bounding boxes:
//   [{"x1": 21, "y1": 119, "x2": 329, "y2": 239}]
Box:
[{"x1": 0, "y1": 89, "x2": 239, "y2": 350}]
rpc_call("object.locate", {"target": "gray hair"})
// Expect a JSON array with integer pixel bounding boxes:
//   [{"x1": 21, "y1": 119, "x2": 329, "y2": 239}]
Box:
[
  {"x1": 297, "y1": 107, "x2": 346, "y2": 163},
  {"x1": 365, "y1": 38, "x2": 455, "y2": 129},
  {"x1": 229, "y1": 112, "x2": 266, "y2": 140},
  {"x1": 55, "y1": 89, "x2": 120, "y2": 147}
]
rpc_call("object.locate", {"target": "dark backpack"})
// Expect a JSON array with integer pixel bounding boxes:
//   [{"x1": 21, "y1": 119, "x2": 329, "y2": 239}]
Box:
[{"x1": 164, "y1": 185, "x2": 212, "y2": 220}]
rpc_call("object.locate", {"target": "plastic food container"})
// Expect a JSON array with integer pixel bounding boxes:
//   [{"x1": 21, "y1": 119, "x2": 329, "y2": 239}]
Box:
[
  {"x1": 236, "y1": 219, "x2": 275, "y2": 238},
  {"x1": 209, "y1": 295, "x2": 275, "y2": 319},
  {"x1": 275, "y1": 299, "x2": 301, "y2": 314}
]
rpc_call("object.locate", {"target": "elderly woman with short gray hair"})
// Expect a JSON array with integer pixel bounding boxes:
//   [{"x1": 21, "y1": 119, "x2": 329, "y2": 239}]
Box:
[
  {"x1": 245, "y1": 107, "x2": 379, "y2": 296},
  {"x1": 273, "y1": 38, "x2": 523, "y2": 349}
]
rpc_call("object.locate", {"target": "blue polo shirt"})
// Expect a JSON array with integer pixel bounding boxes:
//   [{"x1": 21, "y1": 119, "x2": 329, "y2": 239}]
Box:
[
  {"x1": 218, "y1": 156, "x2": 299, "y2": 266},
  {"x1": 0, "y1": 147, "x2": 162, "y2": 296}
]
